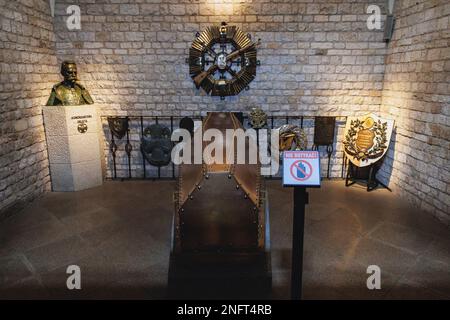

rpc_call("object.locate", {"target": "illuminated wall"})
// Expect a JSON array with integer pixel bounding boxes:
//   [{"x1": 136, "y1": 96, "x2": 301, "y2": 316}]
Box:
[
  {"x1": 1, "y1": 0, "x2": 447, "y2": 224},
  {"x1": 50, "y1": 0, "x2": 387, "y2": 180},
  {"x1": 379, "y1": 0, "x2": 449, "y2": 223},
  {"x1": 52, "y1": 0, "x2": 386, "y2": 116},
  {"x1": 0, "y1": 0, "x2": 58, "y2": 213}
]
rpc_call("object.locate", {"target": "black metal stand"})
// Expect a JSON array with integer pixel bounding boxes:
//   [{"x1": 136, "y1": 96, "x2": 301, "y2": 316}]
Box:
[
  {"x1": 345, "y1": 161, "x2": 391, "y2": 192},
  {"x1": 110, "y1": 132, "x2": 117, "y2": 179},
  {"x1": 125, "y1": 127, "x2": 132, "y2": 179},
  {"x1": 291, "y1": 187, "x2": 308, "y2": 300},
  {"x1": 312, "y1": 144, "x2": 333, "y2": 178}
]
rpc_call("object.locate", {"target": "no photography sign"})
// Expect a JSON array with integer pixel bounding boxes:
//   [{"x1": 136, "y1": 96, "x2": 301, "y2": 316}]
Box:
[{"x1": 283, "y1": 151, "x2": 321, "y2": 187}]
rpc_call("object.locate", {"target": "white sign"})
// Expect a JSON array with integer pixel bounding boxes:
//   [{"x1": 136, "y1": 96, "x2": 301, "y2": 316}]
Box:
[{"x1": 282, "y1": 151, "x2": 321, "y2": 187}]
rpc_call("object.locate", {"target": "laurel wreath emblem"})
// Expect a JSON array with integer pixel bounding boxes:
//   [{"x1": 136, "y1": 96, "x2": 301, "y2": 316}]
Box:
[{"x1": 343, "y1": 119, "x2": 388, "y2": 161}]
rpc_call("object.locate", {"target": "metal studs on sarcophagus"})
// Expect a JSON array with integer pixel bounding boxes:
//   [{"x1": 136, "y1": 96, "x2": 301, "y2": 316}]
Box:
[{"x1": 169, "y1": 112, "x2": 271, "y2": 299}]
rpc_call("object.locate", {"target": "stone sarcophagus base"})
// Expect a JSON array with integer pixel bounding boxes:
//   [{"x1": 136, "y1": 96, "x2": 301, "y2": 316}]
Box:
[{"x1": 43, "y1": 105, "x2": 103, "y2": 192}]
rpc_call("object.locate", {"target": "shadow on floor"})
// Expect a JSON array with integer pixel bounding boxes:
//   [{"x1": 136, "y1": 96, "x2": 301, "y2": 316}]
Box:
[{"x1": 0, "y1": 180, "x2": 449, "y2": 299}]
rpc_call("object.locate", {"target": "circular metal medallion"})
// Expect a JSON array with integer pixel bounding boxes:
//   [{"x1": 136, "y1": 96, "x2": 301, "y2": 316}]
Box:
[
  {"x1": 77, "y1": 122, "x2": 88, "y2": 134},
  {"x1": 188, "y1": 22, "x2": 260, "y2": 98}
]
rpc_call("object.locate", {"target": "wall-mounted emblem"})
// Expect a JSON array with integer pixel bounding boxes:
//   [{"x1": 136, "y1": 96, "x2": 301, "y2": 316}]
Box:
[
  {"x1": 107, "y1": 117, "x2": 129, "y2": 140},
  {"x1": 141, "y1": 124, "x2": 172, "y2": 167},
  {"x1": 188, "y1": 22, "x2": 260, "y2": 99},
  {"x1": 248, "y1": 107, "x2": 267, "y2": 129},
  {"x1": 71, "y1": 115, "x2": 92, "y2": 134},
  {"x1": 343, "y1": 113, "x2": 394, "y2": 167},
  {"x1": 278, "y1": 125, "x2": 307, "y2": 151}
]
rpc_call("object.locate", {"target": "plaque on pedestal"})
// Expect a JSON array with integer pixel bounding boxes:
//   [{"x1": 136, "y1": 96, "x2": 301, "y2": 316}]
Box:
[{"x1": 43, "y1": 104, "x2": 103, "y2": 191}]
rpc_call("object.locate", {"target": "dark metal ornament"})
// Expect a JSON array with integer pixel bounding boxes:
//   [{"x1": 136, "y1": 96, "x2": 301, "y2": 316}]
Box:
[
  {"x1": 141, "y1": 124, "x2": 172, "y2": 167},
  {"x1": 107, "y1": 117, "x2": 129, "y2": 140},
  {"x1": 248, "y1": 107, "x2": 267, "y2": 129},
  {"x1": 188, "y1": 22, "x2": 261, "y2": 99},
  {"x1": 107, "y1": 117, "x2": 132, "y2": 179},
  {"x1": 233, "y1": 112, "x2": 244, "y2": 125},
  {"x1": 313, "y1": 117, "x2": 336, "y2": 146},
  {"x1": 179, "y1": 117, "x2": 194, "y2": 137},
  {"x1": 312, "y1": 116, "x2": 336, "y2": 178},
  {"x1": 110, "y1": 138, "x2": 118, "y2": 179}
]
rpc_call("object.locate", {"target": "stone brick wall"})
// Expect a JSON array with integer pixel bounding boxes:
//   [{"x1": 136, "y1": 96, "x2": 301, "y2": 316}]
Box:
[
  {"x1": 52, "y1": 0, "x2": 387, "y2": 180},
  {"x1": 1, "y1": 0, "x2": 448, "y2": 224},
  {"x1": 0, "y1": 0, "x2": 58, "y2": 213},
  {"x1": 379, "y1": 0, "x2": 450, "y2": 223},
  {"x1": 52, "y1": 0, "x2": 387, "y2": 116}
]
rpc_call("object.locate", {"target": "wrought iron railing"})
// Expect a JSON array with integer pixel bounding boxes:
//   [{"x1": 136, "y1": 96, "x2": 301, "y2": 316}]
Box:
[{"x1": 100, "y1": 114, "x2": 348, "y2": 181}]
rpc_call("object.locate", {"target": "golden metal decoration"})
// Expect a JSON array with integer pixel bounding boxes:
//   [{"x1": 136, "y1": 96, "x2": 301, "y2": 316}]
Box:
[
  {"x1": 248, "y1": 107, "x2": 267, "y2": 129},
  {"x1": 188, "y1": 22, "x2": 260, "y2": 99},
  {"x1": 343, "y1": 113, "x2": 394, "y2": 167},
  {"x1": 46, "y1": 61, "x2": 94, "y2": 106},
  {"x1": 278, "y1": 124, "x2": 308, "y2": 151}
]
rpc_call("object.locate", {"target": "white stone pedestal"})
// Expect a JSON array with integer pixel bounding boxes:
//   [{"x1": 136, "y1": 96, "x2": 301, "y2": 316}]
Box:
[{"x1": 43, "y1": 104, "x2": 103, "y2": 192}]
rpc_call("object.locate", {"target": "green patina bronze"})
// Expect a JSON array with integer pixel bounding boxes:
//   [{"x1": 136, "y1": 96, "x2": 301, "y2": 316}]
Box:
[{"x1": 46, "y1": 61, "x2": 94, "y2": 106}]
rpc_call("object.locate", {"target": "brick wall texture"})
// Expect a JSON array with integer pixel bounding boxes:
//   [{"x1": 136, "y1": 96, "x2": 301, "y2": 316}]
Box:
[
  {"x1": 379, "y1": 0, "x2": 450, "y2": 222},
  {"x1": 0, "y1": 0, "x2": 58, "y2": 212},
  {"x1": 0, "y1": 0, "x2": 448, "y2": 223}
]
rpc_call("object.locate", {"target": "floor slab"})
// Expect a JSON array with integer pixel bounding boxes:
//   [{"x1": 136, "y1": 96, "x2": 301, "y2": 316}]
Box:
[{"x1": 0, "y1": 179, "x2": 448, "y2": 299}]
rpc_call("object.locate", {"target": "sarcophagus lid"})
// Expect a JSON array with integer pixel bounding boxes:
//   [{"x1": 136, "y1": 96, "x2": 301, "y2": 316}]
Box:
[{"x1": 173, "y1": 112, "x2": 265, "y2": 253}]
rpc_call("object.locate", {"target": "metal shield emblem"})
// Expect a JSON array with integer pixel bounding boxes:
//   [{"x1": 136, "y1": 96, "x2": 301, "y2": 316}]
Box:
[
  {"x1": 107, "y1": 117, "x2": 129, "y2": 139},
  {"x1": 141, "y1": 124, "x2": 172, "y2": 167},
  {"x1": 248, "y1": 107, "x2": 267, "y2": 129},
  {"x1": 77, "y1": 122, "x2": 88, "y2": 134},
  {"x1": 343, "y1": 113, "x2": 394, "y2": 167}
]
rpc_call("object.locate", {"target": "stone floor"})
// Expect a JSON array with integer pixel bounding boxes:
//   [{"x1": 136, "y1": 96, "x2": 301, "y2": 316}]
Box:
[{"x1": 0, "y1": 180, "x2": 449, "y2": 299}]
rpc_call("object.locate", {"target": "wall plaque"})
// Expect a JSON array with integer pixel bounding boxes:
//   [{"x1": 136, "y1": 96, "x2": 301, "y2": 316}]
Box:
[{"x1": 313, "y1": 116, "x2": 335, "y2": 146}]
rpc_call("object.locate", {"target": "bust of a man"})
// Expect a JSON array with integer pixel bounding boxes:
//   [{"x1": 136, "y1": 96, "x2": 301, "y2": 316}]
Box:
[{"x1": 46, "y1": 61, "x2": 94, "y2": 106}]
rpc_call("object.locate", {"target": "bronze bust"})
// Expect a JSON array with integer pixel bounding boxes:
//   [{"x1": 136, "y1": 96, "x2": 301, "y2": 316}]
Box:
[{"x1": 46, "y1": 61, "x2": 94, "y2": 106}]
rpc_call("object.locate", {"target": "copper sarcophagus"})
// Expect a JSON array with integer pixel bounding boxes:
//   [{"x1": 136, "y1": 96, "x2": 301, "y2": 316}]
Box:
[{"x1": 168, "y1": 112, "x2": 271, "y2": 299}]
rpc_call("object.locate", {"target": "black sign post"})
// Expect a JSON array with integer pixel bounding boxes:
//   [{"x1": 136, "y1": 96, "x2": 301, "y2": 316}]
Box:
[
  {"x1": 282, "y1": 150, "x2": 321, "y2": 300},
  {"x1": 291, "y1": 186, "x2": 308, "y2": 300}
]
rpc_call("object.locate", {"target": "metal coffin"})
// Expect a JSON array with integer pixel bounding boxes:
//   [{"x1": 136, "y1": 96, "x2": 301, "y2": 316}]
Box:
[{"x1": 169, "y1": 112, "x2": 271, "y2": 299}]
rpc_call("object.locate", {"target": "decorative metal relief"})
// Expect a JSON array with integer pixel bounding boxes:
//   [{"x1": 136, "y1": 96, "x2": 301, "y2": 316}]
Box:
[
  {"x1": 107, "y1": 117, "x2": 129, "y2": 139},
  {"x1": 188, "y1": 22, "x2": 260, "y2": 99},
  {"x1": 77, "y1": 122, "x2": 88, "y2": 134},
  {"x1": 141, "y1": 124, "x2": 172, "y2": 167},
  {"x1": 343, "y1": 113, "x2": 394, "y2": 167},
  {"x1": 313, "y1": 116, "x2": 336, "y2": 179},
  {"x1": 278, "y1": 125, "x2": 308, "y2": 151},
  {"x1": 248, "y1": 107, "x2": 267, "y2": 129},
  {"x1": 107, "y1": 117, "x2": 132, "y2": 178}
]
